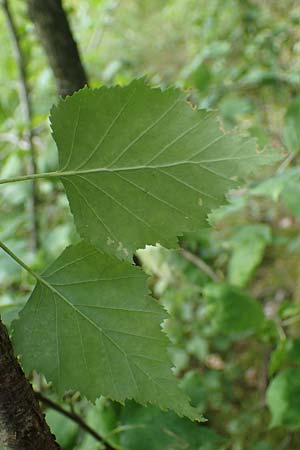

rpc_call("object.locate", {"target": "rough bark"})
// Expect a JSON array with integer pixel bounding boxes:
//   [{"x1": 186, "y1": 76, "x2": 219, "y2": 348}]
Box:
[
  {"x1": 0, "y1": 319, "x2": 60, "y2": 450},
  {"x1": 27, "y1": 0, "x2": 88, "y2": 97}
]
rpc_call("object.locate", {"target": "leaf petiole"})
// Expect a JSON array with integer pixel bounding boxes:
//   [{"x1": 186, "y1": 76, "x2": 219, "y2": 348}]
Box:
[
  {"x1": 0, "y1": 171, "x2": 60, "y2": 185},
  {"x1": 0, "y1": 240, "x2": 41, "y2": 283}
]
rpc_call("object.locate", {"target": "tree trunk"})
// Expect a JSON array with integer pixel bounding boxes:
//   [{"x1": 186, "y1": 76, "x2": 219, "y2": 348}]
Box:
[
  {"x1": 27, "y1": 0, "x2": 88, "y2": 97},
  {"x1": 0, "y1": 319, "x2": 60, "y2": 450}
]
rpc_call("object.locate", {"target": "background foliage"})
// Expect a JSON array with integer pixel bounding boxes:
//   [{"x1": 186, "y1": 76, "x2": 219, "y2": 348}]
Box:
[{"x1": 1, "y1": 0, "x2": 300, "y2": 449}]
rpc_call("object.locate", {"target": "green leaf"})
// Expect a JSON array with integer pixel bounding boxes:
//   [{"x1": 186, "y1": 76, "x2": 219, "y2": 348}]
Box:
[
  {"x1": 248, "y1": 126, "x2": 269, "y2": 149},
  {"x1": 76, "y1": 398, "x2": 122, "y2": 450},
  {"x1": 283, "y1": 98, "x2": 300, "y2": 153},
  {"x1": 252, "y1": 169, "x2": 298, "y2": 201},
  {"x1": 250, "y1": 443, "x2": 272, "y2": 450},
  {"x1": 228, "y1": 224, "x2": 271, "y2": 287},
  {"x1": 203, "y1": 283, "x2": 265, "y2": 336},
  {"x1": 13, "y1": 241, "x2": 200, "y2": 420},
  {"x1": 118, "y1": 401, "x2": 223, "y2": 450},
  {"x1": 267, "y1": 368, "x2": 300, "y2": 429},
  {"x1": 50, "y1": 78, "x2": 272, "y2": 259},
  {"x1": 219, "y1": 93, "x2": 253, "y2": 127},
  {"x1": 45, "y1": 407, "x2": 78, "y2": 449},
  {"x1": 251, "y1": 167, "x2": 300, "y2": 217},
  {"x1": 269, "y1": 339, "x2": 300, "y2": 375},
  {"x1": 281, "y1": 181, "x2": 300, "y2": 217}
]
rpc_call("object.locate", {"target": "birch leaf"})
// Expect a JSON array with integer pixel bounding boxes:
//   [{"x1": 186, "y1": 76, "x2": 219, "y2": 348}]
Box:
[
  {"x1": 50, "y1": 79, "x2": 270, "y2": 259},
  {"x1": 13, "y1": 241, "x2": 200, "y2": 421}
]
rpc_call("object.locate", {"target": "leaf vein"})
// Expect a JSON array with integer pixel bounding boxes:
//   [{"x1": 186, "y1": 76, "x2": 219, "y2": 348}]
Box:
[
  {"x1": 75, "y1": 87, "x2": 137, "y2": 170},
  {"x1": 79, "y1": 175, "x2": 161, "y2": 236},
  {"x1": 61, "y1": 105, "x2": 81, "y2": 171},
  {"x1": 107, "y1": 95, "x2": 182, "y2": 168},
  {"x1": 158, "y1": 169, "x2": 218, "y2": 201},
  {"x1": 114, "y1": 172, "x2": 188, "y2": 218},
  {"x1": 63, "y1": 177, "x2": 119, "y2": 243}
]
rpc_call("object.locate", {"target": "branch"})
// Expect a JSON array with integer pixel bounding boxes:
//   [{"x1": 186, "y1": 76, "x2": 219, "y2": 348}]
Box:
[
  {"x1": 0, "y1": 319, "x2": 60, "y2": 449},
  {"x1": 180, "y1": 248, "x2": 220, "y2": 282},
  {"x1": 1, "y1": 0, "x2": 40, "y2": 251},
  {"x1": 36, "y1": 393, "x2": 117, "y2": 450},
  {"x1": 26, "y1": 0, "x2": 88, "y2": 97}
]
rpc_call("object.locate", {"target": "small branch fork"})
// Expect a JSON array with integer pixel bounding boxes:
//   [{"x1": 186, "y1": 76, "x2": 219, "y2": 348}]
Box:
[{"x1": 1, "y1": 0, "x2": 40, "y2": 251}]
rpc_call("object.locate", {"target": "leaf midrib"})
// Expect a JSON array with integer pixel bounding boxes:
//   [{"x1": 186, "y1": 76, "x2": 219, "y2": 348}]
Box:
[
  {"x1": 0, "y1": 154, "x2": 255, "y2": 186},
  {"x1": 56, "y1": 154, "x2": 256, "y2": 179}
]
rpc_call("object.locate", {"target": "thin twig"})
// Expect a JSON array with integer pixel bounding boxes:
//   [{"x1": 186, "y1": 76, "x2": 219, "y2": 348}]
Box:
[
  {"x1": 1, "y1": 0, "x2": 40, "y2": 250},
  {"x1": 281, "y1": 314, "x2": 300, "y2": 327},
  {"x1": 180, "y1": 248, "x2": 220, "y2": 282},
  {"x1": 35, "y1": 392, "x2": 117, "y2": 450},
  {"x1": 276, "y1": 151, "x2": 296, "y2": 174},
  {"x1": 277, "y1": 435, "x2": 292, "y2": 450}
]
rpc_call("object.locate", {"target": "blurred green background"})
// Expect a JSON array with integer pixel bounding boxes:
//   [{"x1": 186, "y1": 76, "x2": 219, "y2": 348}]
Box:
[{"x1": 1, "y1": 1, "x2": 300, "y2": 449}]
